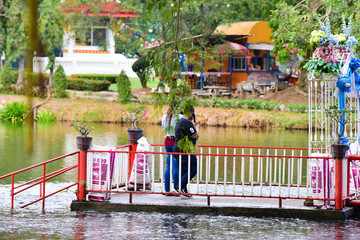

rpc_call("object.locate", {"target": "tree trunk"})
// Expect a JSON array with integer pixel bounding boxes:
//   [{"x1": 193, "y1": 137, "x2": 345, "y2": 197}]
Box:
[
  {"x1": 297, "y1": 49, "x2": 312, "y2": 92},
  {"x1": 298, "y1": 69, "x2": 308, "y2": 91},
  {"x1": 16, "y1": 55, "x2": 25, "y2": 89},
  {"x1": 48, "y1": 68, "x2": 54, "y2": 90},
  {"x1": 141, "y1": 74, "x2": 147, "y2": 88}
]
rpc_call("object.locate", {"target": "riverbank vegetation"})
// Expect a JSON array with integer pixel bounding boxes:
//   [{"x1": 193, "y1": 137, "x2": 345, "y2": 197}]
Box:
[{"x1": 0, "y1": 94, "x2": 308, "y2": 129}]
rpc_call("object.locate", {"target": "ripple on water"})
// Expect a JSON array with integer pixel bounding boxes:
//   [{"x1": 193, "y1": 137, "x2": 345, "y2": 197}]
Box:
[{"x1": 1, "y1": 184, "x2": 360, "y2": 239}]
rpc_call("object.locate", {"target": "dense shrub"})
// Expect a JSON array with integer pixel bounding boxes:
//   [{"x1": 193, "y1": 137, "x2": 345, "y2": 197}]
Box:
[
  {"x1": 117, "y1": 70, "x2": 132, "y2": 103},
  {"x1": 67, "y1": 78, "x2": 111, "y2": 91},
  {"x1": 70, "y1": 74, "x2": 118, "y2": 83},
  {"x1": 0, "y1": 62, "x2": 16, "y2": 93},
  {"x1": 0, "y1": 101, "x2": 28, "y2": 123},
  {"x1": 53, "y1": 65, "x2": 68, "y2": 98},
  {"x1": 132, "y1": 56, "x2": 149, "y2": 88}
]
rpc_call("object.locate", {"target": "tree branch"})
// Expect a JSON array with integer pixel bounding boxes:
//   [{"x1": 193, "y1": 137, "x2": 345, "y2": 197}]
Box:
[{"x1": 23, "y1": 91, "x2": 51, "y2": 121}]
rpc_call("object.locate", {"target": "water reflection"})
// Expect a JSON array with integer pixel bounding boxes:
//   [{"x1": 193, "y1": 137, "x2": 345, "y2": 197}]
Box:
[
  {"x1": 0, "y1": 121, "x2": 308, "y2": 177},
  {"x1": 2, "y1": 198, "x2": 360, "y2": 239}
]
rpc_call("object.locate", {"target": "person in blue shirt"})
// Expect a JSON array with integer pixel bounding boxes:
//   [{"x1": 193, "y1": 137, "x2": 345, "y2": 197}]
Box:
[
  {"x1": 161, "y1": 105, "x2": 183, "y2": 195},
  {"x1": 173, "y1": 106, "x2": 200, "y2": 198}
]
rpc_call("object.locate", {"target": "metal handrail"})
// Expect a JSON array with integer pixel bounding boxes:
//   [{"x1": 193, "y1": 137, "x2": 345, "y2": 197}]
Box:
[
  {"x1": 0, "y1": 152, "x2": 79, "y2": 180},
  {"x1": 0, "y1": 151, "x2": 79, "y2": 210}
]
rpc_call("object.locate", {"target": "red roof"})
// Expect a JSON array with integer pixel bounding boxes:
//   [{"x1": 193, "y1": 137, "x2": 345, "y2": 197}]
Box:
[{"x1": 61, "y1": 1, "x2": 139, "y2": 18}]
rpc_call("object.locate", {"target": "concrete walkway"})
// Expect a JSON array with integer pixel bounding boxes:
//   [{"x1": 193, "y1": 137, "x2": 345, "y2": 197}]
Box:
[{"x1": 70, "y1": 193, "x2": 354, "y2": 220}]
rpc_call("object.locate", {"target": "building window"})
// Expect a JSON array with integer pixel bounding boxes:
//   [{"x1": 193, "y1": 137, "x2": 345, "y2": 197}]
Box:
[
  {"x1": 75, "y1": 23, "x2": 107, "y2": 47},
  {"x1": 233, "y1": 57, "x2": 246, "y2": 70},
  {"x1": 232, "y1": 56, "x2": 276, "y2": 71}
]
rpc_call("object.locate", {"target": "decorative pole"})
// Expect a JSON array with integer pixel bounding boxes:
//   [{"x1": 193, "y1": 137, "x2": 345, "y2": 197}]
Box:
[
  {"x1": 128, "y1": 143, "x2": 137, "y2": 177},
  {"x1": 334, "y1": 155, "x2": 345, "y2": 210},
  {"x1": 78, "y1": 147, "x2": 88, "y2": 201}
]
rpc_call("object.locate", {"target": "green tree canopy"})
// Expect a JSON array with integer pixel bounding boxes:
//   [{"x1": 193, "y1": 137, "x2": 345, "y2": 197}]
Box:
[
  {"x1": 269, "y1": 0, "x2": 360, "y2": 88},
  {"x1": 39, "y1": 0, "x2": 64, "y2": 89}
]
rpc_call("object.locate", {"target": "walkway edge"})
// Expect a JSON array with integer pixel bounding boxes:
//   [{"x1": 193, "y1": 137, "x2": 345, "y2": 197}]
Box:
[{"x1": 70, "y1": 201, "x2": 354, "y2": 220}]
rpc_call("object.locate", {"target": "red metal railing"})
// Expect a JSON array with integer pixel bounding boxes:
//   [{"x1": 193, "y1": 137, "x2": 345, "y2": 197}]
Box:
[
  {"x1": 346, "y1": 155, "x2": 360, "y2": 208},
  {"x1": 87, "y1": 144, "x2": 344, "y2": 208},
  {"x1": 2, "y1": 143, "x2": 359, "y2": 211},
  {"x1": 0, "y1": 151, "x2": 79, "y2": 210}
]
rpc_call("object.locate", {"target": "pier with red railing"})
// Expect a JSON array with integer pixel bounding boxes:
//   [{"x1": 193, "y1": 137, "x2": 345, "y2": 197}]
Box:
[{"x1": 1, "y1": 138, "x2": 360, "y2": 220}]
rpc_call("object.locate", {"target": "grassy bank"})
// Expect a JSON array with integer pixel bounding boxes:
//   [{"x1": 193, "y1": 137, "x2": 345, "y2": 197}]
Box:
[{"x1": 0, "y1": 94, "x2": 308, "y2": 129}]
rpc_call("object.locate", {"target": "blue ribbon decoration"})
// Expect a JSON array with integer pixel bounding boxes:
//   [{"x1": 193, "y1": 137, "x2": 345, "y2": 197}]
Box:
[
  {"x1": 337, "y1": 75, "x2": 352, "y2": 92},
  {"x1": 336, "y1": 57, "x2": 360, "y2": 92},
  {"x1": 338, "y1": 88, "x2": 346, "y2": 136}
]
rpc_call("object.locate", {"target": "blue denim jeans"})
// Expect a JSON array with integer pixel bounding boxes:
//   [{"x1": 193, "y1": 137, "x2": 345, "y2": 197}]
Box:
[
  {"x1": 164, "y1": 145, "x2": 179, "y2": 192},
  {"x1": 173, "y1": 154, "x2": 197, "y2": 193}
]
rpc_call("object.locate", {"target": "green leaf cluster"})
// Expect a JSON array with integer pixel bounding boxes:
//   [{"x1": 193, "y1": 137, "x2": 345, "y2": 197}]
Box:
[
  {"x1": 36, "y1": 110, "x2": 56, "y2": 123},
  {"x1": 303, "y1": 60, "x2": 341, "y2": 75},
  {"x1": 177, "y1": 136, "x2": 196, "y2": 154}
]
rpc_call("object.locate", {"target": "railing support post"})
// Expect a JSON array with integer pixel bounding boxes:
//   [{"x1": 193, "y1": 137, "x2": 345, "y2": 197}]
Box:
[
  {"x1": 334, "y1": 156, "x2": 346, "y2": 210},
  {"x1": 128, "y1": 143, "x2": 137, "y2": 177},
  {"x1": 78, "y1": 149, "x2": 87, "y2": 201}
]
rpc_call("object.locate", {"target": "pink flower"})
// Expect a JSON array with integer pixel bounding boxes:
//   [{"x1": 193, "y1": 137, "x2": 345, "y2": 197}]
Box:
[
  {"x1": 129, "y1": 114, "x2": 133, "y2": 119},
  {"x1": 142, "y1": 111, "x2": 147, "y2": 116},
  {"x1": 68, "y1": 123, "x2": 72, "y2": 127}
]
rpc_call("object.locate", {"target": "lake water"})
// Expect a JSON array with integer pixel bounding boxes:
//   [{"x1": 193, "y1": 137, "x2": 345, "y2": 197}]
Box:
[{"x1": 1, "y1": 122, "x2": 360, "y2": 239}]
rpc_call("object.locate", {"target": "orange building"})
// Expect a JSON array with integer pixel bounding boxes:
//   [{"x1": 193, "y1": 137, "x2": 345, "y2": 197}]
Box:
[{"x1": 197, "y1": 21, "x2": 279, "y2": 88}]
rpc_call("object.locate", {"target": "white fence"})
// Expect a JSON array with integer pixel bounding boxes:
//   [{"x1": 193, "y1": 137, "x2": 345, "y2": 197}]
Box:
[{"x1": 33, "y1": 55, "x2": 138, "y2": 77}]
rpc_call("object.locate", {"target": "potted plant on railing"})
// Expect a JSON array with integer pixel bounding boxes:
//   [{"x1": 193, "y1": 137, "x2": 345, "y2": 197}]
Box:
[
  {"x1": 123, "y1": 104, "x2": 148, "y2": 144},
  {"x1": 325, "y1": 105, "x2": 354, "y2": 158},
  {"x1": 69, "y1": 119, "x2": 94, "y2": 150}
]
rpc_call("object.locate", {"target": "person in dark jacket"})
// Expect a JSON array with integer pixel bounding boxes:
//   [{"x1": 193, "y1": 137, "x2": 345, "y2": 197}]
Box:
[{"x1": 173, "y1": 106, "x2": 199, "y2": 198}]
